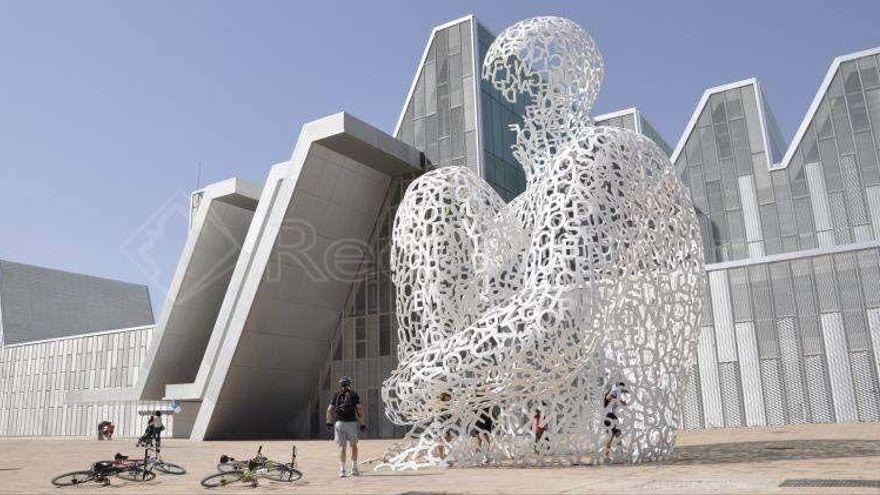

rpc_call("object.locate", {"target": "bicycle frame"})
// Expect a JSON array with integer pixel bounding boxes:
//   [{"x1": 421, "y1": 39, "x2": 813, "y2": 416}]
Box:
[
  {"x1": 91, "y1": 448, "x2": 154, "y2": 480},
  {"x1": 219, "y1": 446, "x2": 281, "y2": 480}
]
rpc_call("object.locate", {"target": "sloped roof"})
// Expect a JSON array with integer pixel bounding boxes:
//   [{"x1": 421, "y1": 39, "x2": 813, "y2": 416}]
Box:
[{"x1": 0, "y1": 260, "x2": 154, "y2": 345}]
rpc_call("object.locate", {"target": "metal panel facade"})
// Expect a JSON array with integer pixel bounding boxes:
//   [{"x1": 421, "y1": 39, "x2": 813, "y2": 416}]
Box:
[
  {"x1": 709, "y1": 271, "x2": 738, "y2": 362},
  {"x1": 819, "y1": 313, "x2": 858, "y2": 422},
  {"x1": 0, "y1": 261, "x2": 154, "y2": 345},
  {"x1": 696, "y1": 326, "x2": 724, "y2": 427},
  {"x1": 0, "y1": 326, "x2": 170, "y2": 437},
  {"x1": 734, "y1": 321, "x2": 767, "y2": 425}
]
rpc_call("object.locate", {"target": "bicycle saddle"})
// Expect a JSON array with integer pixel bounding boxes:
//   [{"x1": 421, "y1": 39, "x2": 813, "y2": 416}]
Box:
[
  {"x1": 114, "y1": 453, "x2": 128, "y2": 461},
  {"x1": 219, "y1": 455, "x2": 232, "y2": 464}
]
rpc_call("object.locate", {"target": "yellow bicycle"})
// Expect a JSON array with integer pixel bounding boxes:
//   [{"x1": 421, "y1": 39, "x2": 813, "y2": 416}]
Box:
[{"x1": 200, "y1": 445, "x2": 301, "y2": 488}]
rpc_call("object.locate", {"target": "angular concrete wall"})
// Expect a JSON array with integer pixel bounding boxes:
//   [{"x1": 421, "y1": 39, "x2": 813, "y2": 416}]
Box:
[
  {"x1": 166, "y1": 113, "x2": 421, "y2": 439},
  {"x1": 65, "y1": 178, "x2": 261, "y2": 416},
  {"x1": 136, "y1": 178, "x2": 261, "y2": 400}
]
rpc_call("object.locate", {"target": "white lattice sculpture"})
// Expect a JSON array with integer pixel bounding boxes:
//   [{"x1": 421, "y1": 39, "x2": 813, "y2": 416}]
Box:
[{"x1": 381, "y1": 16, "x2": 705, "y2": 469}]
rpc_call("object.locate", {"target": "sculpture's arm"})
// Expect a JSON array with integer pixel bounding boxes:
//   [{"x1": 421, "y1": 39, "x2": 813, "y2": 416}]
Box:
[
  {"x1": 390, "y1": 167, "x2": 506, "y2": 358},
  {"x1": 384, "y1": 285, "x2": 601, "y2": 423}
]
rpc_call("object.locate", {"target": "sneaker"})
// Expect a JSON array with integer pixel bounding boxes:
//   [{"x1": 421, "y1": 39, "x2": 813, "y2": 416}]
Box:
[
  {"x1": 350, "y1": 465, "x2": 360, "y2": 476},
  {"x1": 338, "y1": 465, "x2": 347, "y2": 478}
]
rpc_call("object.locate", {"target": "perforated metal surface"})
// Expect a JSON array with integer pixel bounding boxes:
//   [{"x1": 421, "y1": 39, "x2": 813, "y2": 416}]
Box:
[
  {"x1": 770, "y1": 263, "x2": 795, "y2": 317},
  {"x1": 777, "y1": 318, "x2": 807, "y2": 422},
  {"x1": 719, "y1": 362, "x2": 744, "y2": 427},
  {"x1": 756, "y1": 319, "x2": 779, "y2": 358},
  {"x1": 381, "y1": 15, "x2": 705, "y2": 469},
  {"x1": 683, "y1": 364, "x2": 704, "y2": 429},
  {"x1": 851, "y1": 351, "x2": 880, "y2": 421},
  {"x1": 805, "y1": 355, "x2": 834, "y2": 422},
  {"x1": 761, "y1": 359, "x2": 786, "y2": 425},
  {"x1": 0, "y1": 261, "x2": 153, "y2": 344},
  {"x1": 813, "y1": 256, "x2": 838, "y2": 313},
  {"x1": 730, "y1": 268, "x2": 752, "y2": 322},
  {"x1": 780, "y1": 479, "x2": 880, "y2": 488},
  {"x1": 857, "y1": 250, "x2": 880, "y2": 307}
]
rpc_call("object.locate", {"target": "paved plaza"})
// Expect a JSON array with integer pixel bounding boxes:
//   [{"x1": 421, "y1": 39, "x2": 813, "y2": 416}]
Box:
[{"x1": 0, "y1": 423, "x2": 877, "y2": 494}]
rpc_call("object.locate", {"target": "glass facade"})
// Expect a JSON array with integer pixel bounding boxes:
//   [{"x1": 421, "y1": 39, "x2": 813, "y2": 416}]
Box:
[
  {"x1": 684, "y1": 247, "x2": 880, "y2": 428},
  {"x1": 314, "y1": 16, "x2": 531, "y2": 438},
  {"x1": 396, "y1": 18, "x2": 480, "y2": 174},
  {"x1": 595, "y1": 108, "x2": 673, "y2": 156},
  {"x1": 671, "y1": 52, "x2": 880, "y2": 429},
  {"x1": 315, "y1": 176, "x2": 413, "y2": 439},
  {"x1": 396, "y1": 16, "x2": 527, "y2": 202},
  {"x1": 674, "y1": 56, "x2": 880, "y2": 264},
  {"x1": 596, "y1": 111, "x2": 638, "y2": 132},
  {"x1": 640, "y1": 115, "x2": 673, "y2": 156},
  {"x1": 476, "y1": 22, "x2": 528, "y2": 201}
]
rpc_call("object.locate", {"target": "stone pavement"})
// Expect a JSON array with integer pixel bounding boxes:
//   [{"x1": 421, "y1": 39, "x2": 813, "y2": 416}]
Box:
[{"x1": 0, "y1": 423, "x2": 878, "y2": 494}]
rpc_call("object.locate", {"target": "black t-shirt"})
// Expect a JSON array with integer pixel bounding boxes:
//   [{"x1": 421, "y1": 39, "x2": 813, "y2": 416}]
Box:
[{"x1": 330, "y1": 389, "x2": 361, "y2": 422}]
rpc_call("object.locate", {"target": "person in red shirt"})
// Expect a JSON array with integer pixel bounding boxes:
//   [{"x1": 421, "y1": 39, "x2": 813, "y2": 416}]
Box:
[{"x1": 533, "y1": 409, "x2": 547, "y2": 452}]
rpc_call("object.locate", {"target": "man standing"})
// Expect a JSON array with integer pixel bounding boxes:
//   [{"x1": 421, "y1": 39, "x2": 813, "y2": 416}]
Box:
[{"x1": 326, "y1": 376, "x2": 366, "y2": 477}]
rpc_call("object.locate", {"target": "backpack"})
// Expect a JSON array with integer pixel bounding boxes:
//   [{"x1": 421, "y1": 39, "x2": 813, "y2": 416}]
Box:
[{"x1": 334, "y1": 390, "x2": 357, "y2": 421}]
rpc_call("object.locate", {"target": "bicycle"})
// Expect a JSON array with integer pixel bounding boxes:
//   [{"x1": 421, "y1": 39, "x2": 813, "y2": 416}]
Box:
[
  {"x1": 51, "y1": 449, "x2": 156, "y2": 487},
  {"x1": 146, "y1": 446, "x2": 187, "y2": 475},
  {"x1": 135, "y1": 426, "x2": 164, "y2": 449},
  {"x1": 200, "y1": 445, "x2": 302, "y2": 488}
]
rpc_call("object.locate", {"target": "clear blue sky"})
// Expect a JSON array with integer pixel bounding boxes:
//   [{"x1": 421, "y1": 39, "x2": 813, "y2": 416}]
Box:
[{"x1": 1, "y1": 0, "x2": 878, "y2": 314}]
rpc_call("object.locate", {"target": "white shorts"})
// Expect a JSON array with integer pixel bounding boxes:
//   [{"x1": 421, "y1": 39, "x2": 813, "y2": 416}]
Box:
[{"x1": 334, "y1": 421, "x2": 359, "y2": 447}]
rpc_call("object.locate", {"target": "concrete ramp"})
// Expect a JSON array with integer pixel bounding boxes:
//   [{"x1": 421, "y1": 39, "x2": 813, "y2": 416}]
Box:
[
  {"x1": 172, "y1": 113, "x2": 422, "y2": 439},
  {"x1": 136, "y1": 178, "x2": 261, "y2": 401},
  {"x1": 65, "y1": 178, "x2": 260, "y2": 431}
]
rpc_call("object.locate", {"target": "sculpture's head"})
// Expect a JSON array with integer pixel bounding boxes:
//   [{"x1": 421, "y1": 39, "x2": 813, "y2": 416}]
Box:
[{"x1": 482, "y1": 16, "x2": 604, "y2": 182}]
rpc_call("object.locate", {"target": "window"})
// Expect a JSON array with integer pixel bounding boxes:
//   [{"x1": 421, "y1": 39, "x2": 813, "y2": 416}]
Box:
[
  {"x1": 367, "y1": 279, "x2": 378, "y2": 313},
  {"x1": 333, "y1": 333, "x2": 343, "y2": 361},
  {"x1": 354, "y1": 281, "x2": 365, "y2": 316},
  {"x1": 355, "y1": 318, "x2": 367, "y2": 359},
  {"x1": 379, "y1": 315, "x2": 392, "y2": 357}
]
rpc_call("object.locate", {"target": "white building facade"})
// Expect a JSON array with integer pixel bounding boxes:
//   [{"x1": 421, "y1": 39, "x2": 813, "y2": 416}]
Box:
[{"x1": 0, "y1": 325, "x2": 174, "y2": 437}]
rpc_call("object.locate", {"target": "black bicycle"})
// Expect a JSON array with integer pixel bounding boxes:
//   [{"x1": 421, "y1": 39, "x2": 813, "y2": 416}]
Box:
[
  {"x1": 51, "y1": 450, "x2": 156, "y2": 487},
  {"x1": 201, "y1": 445, "x2": 302, "y2": 488},
  {"x1": 135, "y1": 426, "x2": 164, "y2": 449}
]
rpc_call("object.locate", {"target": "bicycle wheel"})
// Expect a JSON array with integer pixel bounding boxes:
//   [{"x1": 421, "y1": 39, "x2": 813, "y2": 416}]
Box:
[
  {"x1": 154, "y1": 460, "x2": 186, "y2": 475},
  {"x1": 201, "y1": 470, "x2": 244, "y2": 488},
  {"x1": 263, "y1": 464, "x2": 302, "y2": 482},
  {"x1": 51, "y1": 470, "x2": 96, "y2": 487},
  {"x1": 117, "y1": 466, "x2": 156, "y2": 482}
]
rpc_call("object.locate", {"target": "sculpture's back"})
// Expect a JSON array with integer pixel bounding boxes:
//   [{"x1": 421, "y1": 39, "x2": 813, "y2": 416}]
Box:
[{"x1": 381, "y1": 16, "x2": 705, "y2": 469}]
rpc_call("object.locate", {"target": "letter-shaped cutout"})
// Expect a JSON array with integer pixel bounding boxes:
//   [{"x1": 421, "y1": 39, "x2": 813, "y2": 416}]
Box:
[{"x1": 381, "y1": 16, "x2": 705, "y2": 469}]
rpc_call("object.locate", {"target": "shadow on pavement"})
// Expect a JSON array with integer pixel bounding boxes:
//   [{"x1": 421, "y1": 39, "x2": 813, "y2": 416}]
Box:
[
  {"x1": 366, "y1": 472, "x2": 445, "y2": 477},
  {"x1": 670, "y1": 439, "x2": 880, "y2": 465}
]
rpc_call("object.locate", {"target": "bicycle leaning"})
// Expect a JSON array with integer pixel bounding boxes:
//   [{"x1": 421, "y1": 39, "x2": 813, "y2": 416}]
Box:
[
  {"x1": 51, "y1": 449, "x2": 156, "y2": 487},
  {"x1": 200, "y1": 445, "x2": 302, "y2": 488}
]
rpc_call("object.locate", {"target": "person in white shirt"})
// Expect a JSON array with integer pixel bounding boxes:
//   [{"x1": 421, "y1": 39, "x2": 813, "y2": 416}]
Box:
[{"x1": 146, "y1": 411, "x2": 165, "y2": 449}]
